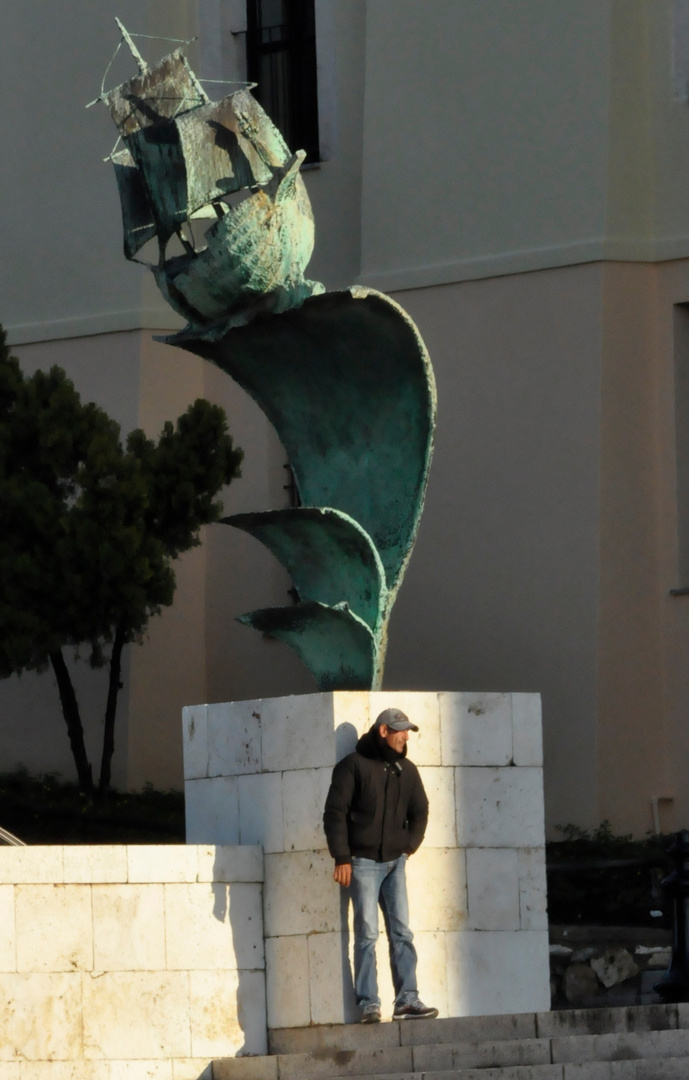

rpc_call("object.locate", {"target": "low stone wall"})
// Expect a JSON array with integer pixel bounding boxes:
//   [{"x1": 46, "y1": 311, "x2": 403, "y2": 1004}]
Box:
[
  {"x1": 183, "y1": 690, "x2": 551, "y2": 1028},
  {"x1": 0, "y1": 844, "x2": 266, "y2": 1078}
]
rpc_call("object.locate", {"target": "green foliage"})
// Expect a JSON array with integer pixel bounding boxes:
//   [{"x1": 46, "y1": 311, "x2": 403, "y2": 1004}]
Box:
[
  {"x1": 547, "y1": 821, "x2": 670, "y2": 926},
  {"x1": 0, "y1": 324, "x2": 243, "y2": 794}
]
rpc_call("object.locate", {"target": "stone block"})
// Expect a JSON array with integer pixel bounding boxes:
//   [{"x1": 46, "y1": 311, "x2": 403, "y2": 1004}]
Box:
[
  {"x1": 369, "y1": 692, "x2": 441, "y2": 765},
  {"x1": 212, "y1": 1059, "x2": 276, "y2": 1080},
  {"x1": 82, "y1": 971, "x2": 191, "y2": 1059},
  {"x1": 238, "y1": 772, "x2": 284, "y2": 852},
  {"x1": 185, "y1": 776, "x2": 240, "y2": 845},
  {"x1": 260, "y1": 695, "x2": 335, "y2": 772},
  {"x1": 172, "y1": 1062, "x2": 212, "y2": 1080},
  {"x1": 189, "y1": 969, "x2": 267, "y2": 1057},
  {"x1": 590, "y1": 948, "x2": 639, "y2": 988},
  {"x1": 417, "y1": 767, "x2": 457, "y2": 847},
  {"x1": 208, "y1": 701, "x2": 262, "y2": 778},
  {"x1": 399, "y1": 1010, "x2": 538, "y2": 1045},
  {"x1": 333, "y1": 691, "x2": 371, "y2": 745},
  {"x1": 440, "y1": 692, "x2": 513, "y2": 767},
  {"x1": 308, "y1": 930, "x2": 356, "y2": 1025},
  {"x1": 446, "y1": 930, "x2": 551, "y2": 1016},
  {"x1": 164, "y1": 881, "x2": 263, "y2": 971},
  {"x1": 512, "y1": 693, "x2": 543, "y2": 766},
  {"x1": 63, "y1": 844, "x2": 128, "y2": 884},
  {"x1": 197, "y1": 844, "x2": 263, "y2": 883},
  {"x1": 92, "y1": 884, "x2": 166, "y2": 971},
  {"x1": 283, "y1": 767, "x2": 332, "y2": 852},
  {"x1": 268, "y1": 1021, "x2": 401, "y2": 1054},
  {"x1": 108, "y1": 1065, "x2": 172, "y2": 1080},
  {"x1": 455, "y1": 766, "x2": 545, "y2": 848},
  {"x1": 182, "y1": 703, "x2": 209, "y2": 780},
  {"x1": 373, "y1": 931, "x2": 396, "y2": 1016},
  {"x1": 15, "y1": 884, "x2": 93, "y2": 972},
  {"x1": 0, "y1": 846, "x2": 64, "y2": 884},
  {"x1": 466, "y1": 847, "x2": 520, "y2": 930},
  {"x1": 409, "y1": 1043, "x2": 453, "y2": 1071},
  {"x1": 536, "y1": 1002, "x2": 676, "y2": 1037},
  {"x1": 235, "y1": 968, "x2": 269, "y2": 1055},
  {"x1": 414, "y1": 931, "x2": 449, "y2": 1019},
  {"x1": 0, "y1": 971, "x2": 82, "y2": 1060},
  {"x1": 0, "y1": 885, "x2": 15, "y2": 972},
  {"x1": 265, "y1": 935, "x2": 310, "y2": 1029},
  {"x1": 407, "y1": 848, "x2": 467, "y2": 931},
  {"x1": 20, "y1": 1065, "x2": 108, "y2": 1080},
  {"x1": 552, "y1": 1028, "x2": 689, "y2": 1064},
  {"x1": 278, "y1": 1046, "x2": 412, "y2": 1080},
  {"x1": 128, "y1": 845, "x2": 199, "y2": 884},
  {"x1": 264, "y1": 851, "x2": 340, "y2": 937},
  {"x1": 414, "y1": 1036, "x2": 550, "y2": 1072},
  {"x1": 519, "y1": 847, "x2": 549, "y2": 930}
]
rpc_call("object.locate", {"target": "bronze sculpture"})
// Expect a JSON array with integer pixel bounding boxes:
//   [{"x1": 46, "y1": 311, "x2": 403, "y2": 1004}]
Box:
[{"x1": 94, "y1": 21, "x2": 436, "y2": 690}]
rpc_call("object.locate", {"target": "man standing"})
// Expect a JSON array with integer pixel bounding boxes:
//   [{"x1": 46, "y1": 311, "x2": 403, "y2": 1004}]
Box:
[{"x1": 323, "y1": 707, "x2": 439, "y2": 1024}]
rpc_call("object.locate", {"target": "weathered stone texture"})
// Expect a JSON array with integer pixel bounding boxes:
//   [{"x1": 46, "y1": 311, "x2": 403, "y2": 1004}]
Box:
[{"x1": 184, "y1": 690, "x2": 549, "y2": 1025}]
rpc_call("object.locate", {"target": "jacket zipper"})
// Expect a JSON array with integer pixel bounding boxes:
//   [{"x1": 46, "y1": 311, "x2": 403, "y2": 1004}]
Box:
[{"x1": 380, "y1": 763, "x2": 390, "y2": 860}]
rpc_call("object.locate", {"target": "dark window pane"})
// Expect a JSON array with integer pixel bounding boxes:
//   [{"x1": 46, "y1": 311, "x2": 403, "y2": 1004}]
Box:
[{"x1": 246, "y1": 0, "x2": 320, "y2": 163}]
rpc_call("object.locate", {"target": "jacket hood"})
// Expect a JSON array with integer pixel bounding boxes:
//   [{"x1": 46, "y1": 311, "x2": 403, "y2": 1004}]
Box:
[{"x1": 356, "y1": 726, "x2": 408, "y2": 761}]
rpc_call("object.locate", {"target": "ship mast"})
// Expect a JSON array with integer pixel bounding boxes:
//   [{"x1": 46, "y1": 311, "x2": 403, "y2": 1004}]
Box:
[{"x1": 115, "y1": 17, "x2": 146, "y2": 73}]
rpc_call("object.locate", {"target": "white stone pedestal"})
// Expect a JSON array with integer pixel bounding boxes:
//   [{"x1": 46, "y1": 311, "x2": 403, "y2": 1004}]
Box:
[{"x1": 182, "y1": 691, "x2": 550, "y2": 1028}]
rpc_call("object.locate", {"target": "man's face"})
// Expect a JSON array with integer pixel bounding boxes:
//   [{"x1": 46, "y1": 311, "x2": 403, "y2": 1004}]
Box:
[{"x1": 379, "y1": 724, "x2": 410, "y2": 754}]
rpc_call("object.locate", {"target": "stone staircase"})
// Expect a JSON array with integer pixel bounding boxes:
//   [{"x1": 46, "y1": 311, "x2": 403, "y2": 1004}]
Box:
[{"x1": 212, "y1": 1003, "x2": 689, "y2": 1079}]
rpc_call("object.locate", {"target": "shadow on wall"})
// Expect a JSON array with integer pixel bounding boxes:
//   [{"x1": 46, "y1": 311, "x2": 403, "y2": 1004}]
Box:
[
  {"x1": 336, "y1": 721, "x2": 359, "y2": 1022},
  {"x1": 336, "y1": 721, "x2": 358, "y2": 760},
  {"x1": 212, "y1": 847, "x2": 268, "y2": 1059}
]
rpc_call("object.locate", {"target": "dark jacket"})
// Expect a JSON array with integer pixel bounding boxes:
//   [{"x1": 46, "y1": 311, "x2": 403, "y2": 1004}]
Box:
[{"x1": 323, "y1": 727, "x2": 429, "y2": 864}]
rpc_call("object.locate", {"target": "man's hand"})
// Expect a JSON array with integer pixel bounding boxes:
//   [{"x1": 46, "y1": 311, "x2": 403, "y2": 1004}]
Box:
[{"x1": 333, "y1": 862, "x2": 352, "y2": 887}]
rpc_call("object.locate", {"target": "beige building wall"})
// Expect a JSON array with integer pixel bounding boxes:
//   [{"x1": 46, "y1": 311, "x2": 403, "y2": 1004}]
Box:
[{"x1": 3, "y1": 0, "x2": 689, "y2": 837}]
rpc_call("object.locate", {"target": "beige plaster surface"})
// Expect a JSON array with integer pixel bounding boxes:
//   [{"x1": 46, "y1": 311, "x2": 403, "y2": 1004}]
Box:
[{"x1": 2, "y1": 3, "x2": 689, "y2": 846}]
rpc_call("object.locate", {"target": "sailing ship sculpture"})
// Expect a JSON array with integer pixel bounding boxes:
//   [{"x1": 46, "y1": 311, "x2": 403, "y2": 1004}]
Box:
[{"x1": 94, "y1": 21, "x2": 436, "y2": 690}]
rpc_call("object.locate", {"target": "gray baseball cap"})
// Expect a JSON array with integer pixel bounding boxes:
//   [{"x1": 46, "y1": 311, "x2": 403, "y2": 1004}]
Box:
[{"x1": 374, "y1": 708, "x2": 419, "y2": 732}]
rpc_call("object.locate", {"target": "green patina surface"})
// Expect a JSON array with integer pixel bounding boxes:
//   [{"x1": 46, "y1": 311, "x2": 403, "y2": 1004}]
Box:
[
  {"x1": 98, "y1": 25, "x2": 436, "y2": 690},
  {"x1": 166, "y1": 287, "x2": 436, "y2": 688}
]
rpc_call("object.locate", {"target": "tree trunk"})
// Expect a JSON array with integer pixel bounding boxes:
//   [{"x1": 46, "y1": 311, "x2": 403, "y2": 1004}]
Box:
[
  {"x1": 50, "y1": 649, "x2": 94, "y2": 797},
  {"x1": 98, "y1": 622, "x2": 126, "y2": 800}
]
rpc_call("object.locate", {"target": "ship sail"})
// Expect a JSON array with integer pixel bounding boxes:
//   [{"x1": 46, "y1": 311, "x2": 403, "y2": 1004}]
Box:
[{"x1": 98, "y1": 24, "x2": 323, "y2": 327}]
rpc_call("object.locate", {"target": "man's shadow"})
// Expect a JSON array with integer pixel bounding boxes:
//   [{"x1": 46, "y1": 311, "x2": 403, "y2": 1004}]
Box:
[
  {"x1": 211, "y1": 850, "x2": 264, "y2": 1057},
  {"x1": 336, "y1": 721, "x2": 359, "y2": 1024}
]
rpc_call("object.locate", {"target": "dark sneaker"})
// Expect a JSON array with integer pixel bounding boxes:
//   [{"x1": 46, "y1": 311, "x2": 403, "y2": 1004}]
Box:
[
  {"x1": 393, "y1": 1000, "x2": 438, "y2": 1021},
  {"x1": 360, "y1": 1004, "x2": 382, "y2": 1024}
]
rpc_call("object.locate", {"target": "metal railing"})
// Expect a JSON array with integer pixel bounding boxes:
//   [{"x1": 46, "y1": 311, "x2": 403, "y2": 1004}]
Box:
[{"x1": 0, "y1": 824, "x2": 26, "y2": 846}]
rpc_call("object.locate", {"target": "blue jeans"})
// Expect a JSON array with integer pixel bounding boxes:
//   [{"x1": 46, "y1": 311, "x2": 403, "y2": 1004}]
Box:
[{"x1": 349, "y1": 854, "x2": 418, "y2": 1008}]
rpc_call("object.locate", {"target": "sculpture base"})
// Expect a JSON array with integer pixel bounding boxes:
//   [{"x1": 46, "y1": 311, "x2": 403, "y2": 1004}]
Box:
[{"x1": 183, "y1": 691, "x2": 550, "y2": 1027}]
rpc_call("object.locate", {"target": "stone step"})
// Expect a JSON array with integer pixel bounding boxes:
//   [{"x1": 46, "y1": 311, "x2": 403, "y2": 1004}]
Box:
[
  {"x1": 212, "y1": 1026, "x2": 689, "y2": 1080},
  {"x1": 213, "y1": 1061, "x2": 689, "y2": 1080},
  {"x1": 266, "y1": 1003, "x2": 685, "y2": 1056},
  {"x1": 342, "y1": 1067, "x2": 689, "y2": 1080}
]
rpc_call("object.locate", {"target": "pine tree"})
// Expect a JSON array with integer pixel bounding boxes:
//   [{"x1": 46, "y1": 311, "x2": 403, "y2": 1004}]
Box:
[{"x1": 0, "y1": 326, "x2": 242, "y2": 797}]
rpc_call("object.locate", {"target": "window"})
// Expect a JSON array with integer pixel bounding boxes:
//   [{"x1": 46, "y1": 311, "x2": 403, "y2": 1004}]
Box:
[{"x1": 245, "y1": 0, "x2": 320, "y2": 163}]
